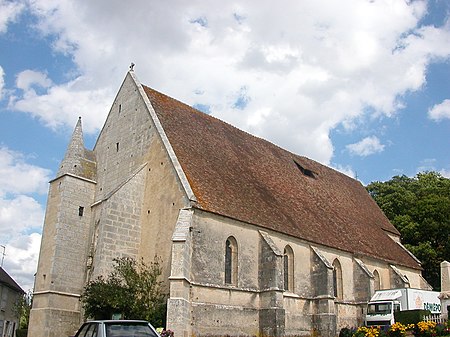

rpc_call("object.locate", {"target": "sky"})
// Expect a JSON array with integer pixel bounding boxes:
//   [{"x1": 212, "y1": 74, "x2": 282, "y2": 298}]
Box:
[{"x1": 0, "y1": 0, "x2": 449, "y2": 292}]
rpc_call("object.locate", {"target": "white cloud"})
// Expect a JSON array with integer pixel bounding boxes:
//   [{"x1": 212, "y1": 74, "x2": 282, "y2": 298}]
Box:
[
  {"x1": 0, "y1": 146, "x2": 49, "y2": 290},
  {"x1": 7, "y1": 0, "x2": 450, "y2": 166},
  {"x1": 428, "y1": 99, "x2": 450, "y2": 121},
  {"x1": 0, "y1": 146, "x2": 51, "y2": 195},
  {"x1": 0, "y1": 0, "x2": 24, "y2": 34},
  {"x1": 2, "y1": 233, "x2": 42, "y2": 292},
  {"x1": 331, "y1": 164, "x2": 356, "y2": 179},
  {"x1": 16, "y1": 70, "x2": 52, "y2": 91},
  {"x1": 0, "y1": 195, "x2": 44, "y2": 240},
  {"x1": 11, "y1": 78, "x2": 112, "y2": 134},
  {"x1": 439, "y1": 169, "x2": 450, "y2": 179},
  {"x1": 415, "y1": 158, "x2": 450, "y2": 178},
  {"x1": 346, "y1": 136, "x2": 385, "y2": 157},
  {"x1": 417, "y1": 158, "x2": 437, "y2": 172}
]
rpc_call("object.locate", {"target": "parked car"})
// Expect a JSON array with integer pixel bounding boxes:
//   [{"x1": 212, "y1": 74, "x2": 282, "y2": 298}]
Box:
[{"x1": 74, "y1": 320, "x2": 160, "y2": 337}]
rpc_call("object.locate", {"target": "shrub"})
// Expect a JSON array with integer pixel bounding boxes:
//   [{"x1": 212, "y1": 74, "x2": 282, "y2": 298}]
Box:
[
  {"x1": 340, "y1": 327, "x2": 355, "y2": 337},
  {"x1": 435, "y1": 323, "x2": 449, "y2": 336},
  {"x1": 81, "y1": 256, "x2": 167, "y2": 327},
  {"x1": 16, "y1": 329, "x2": 28, "y2": 337},
  {"x1": 394, "y1": 309, "x2": 431, "y2": 325}
]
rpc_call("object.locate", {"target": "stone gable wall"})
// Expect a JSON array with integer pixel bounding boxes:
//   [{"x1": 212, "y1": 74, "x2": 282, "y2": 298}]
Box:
[
  {"x1": 93, "y1": 74, "x2": 154, "y2": 203},
  {"x1": 89, "y1": 72, "x2": 189, "y2": 283}
]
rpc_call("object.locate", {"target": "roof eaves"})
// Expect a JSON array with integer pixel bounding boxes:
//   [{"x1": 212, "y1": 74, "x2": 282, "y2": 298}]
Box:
[
  {"x1": 396, "y1": 241, "x2": 422, "y2": 265},
  {"x1": 191, "y1": 205, "x2": 421, "y2": 270},
  {"x1": 0, "y1": 267, "x2": 25, "y2": 294}
]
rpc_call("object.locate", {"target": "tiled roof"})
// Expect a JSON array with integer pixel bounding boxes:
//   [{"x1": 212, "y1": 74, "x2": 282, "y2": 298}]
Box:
[
  {"x1": 0, "y1": 267, "x2": 24, "y2": 294},
  {"x1": 143, "y1": 85, "x2": 421, "y2": 270}
]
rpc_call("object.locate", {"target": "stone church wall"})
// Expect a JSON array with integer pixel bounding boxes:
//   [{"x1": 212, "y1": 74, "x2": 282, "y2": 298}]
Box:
[
  {"x1": 180, "y1": 208, "x2": 423, "y2": 337},
  {"x1": 89, "y1": 167, "x2": 146, "y2": 279},
  {"x1": 187, "y1": 211, "x2": 261, "y2": 336},
  {"x1": 29, "y1": 174, "x2": 96, "y2": 337},
  {"x1": 138, "y1": 133, "x2": 190, "y2": 288}
]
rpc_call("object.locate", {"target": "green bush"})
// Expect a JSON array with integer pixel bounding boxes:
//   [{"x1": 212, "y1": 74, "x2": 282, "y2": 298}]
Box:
[
  {"x1": 394, "y1": 309, "x2": 431, "y2": 325},
  {"x1": 435, "y1": 323, "x2": 447, "y2": 336},
  {"x1": 16, "y1": 329, "x2": 28, "y2": 337},
  {"x1": 339, "y1": 327, "x2": 354, "y2": 337},
  {"x1": 81, "y1": 257, "x2": 168, "y2": 327}
]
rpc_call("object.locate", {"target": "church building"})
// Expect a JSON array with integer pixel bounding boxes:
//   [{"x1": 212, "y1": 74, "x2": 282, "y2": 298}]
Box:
[{"x1": 28, "y1": 69, "x2": 429, "y2": 337}]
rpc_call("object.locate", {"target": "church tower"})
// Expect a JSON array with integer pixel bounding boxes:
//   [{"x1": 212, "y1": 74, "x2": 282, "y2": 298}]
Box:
[{"x1": 28, "y1": 118, "x2": 97, "y2": 337}]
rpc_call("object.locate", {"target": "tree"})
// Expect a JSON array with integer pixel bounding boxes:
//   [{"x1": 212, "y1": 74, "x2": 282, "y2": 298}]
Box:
[
  {"x1": 13, "y1": 290, "x2": 32, "y2": 337},
  {"x1": 81, "y1": 256, "x2": 167, "y2": 327},
  {"x1": 366, "y1": 171, "x2": 450, "y2": 290}
]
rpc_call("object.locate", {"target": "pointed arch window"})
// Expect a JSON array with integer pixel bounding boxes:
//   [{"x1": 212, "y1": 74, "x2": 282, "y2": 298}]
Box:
[
  {"x1": 225, "y1": 237, "x2": 238, "y2": 285},
  {"x1": 332, "y1": 259, "x2": 343, "y2": 299},
  {"x1": 373, "y1": 270, "x2": 381, "y2": 291},
  {"x1": 283, "y1": 245, "x2": 294, "y2": 292}
]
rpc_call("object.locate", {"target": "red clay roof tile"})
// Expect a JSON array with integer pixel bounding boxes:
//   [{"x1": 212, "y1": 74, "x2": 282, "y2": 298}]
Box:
[{"x1": 143, "y1": 85, "x2": 421, "y2": 270}]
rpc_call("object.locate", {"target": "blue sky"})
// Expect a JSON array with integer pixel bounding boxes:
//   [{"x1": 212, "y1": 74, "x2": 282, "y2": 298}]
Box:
[{"x1": 0, "y1": 0, "x2": 449, "y2": 291}]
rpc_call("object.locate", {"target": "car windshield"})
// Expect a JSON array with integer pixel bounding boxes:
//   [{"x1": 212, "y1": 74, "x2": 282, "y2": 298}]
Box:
[
  {"x1": 105, "y1": 322, "x2": 158, "y2": 337},
  {"x1": 367, "y1": 302, "x2": 392, "y2": 315}
]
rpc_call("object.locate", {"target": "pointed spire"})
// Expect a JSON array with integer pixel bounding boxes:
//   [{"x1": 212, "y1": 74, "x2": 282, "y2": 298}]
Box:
[{"x1": 57, "y1": 117, "x2": 86, "y2": 177}]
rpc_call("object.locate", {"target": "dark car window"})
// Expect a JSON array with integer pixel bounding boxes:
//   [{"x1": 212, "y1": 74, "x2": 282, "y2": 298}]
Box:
[
  {"x1": 105, "y1": 322, "x2": 158, "y2": 337},
  {"x1": 85, "y1": 323, "x2": 98, "y2": 337},
  {"x1": 75, "y1": 323, "x2": 93, "y2": 337}
]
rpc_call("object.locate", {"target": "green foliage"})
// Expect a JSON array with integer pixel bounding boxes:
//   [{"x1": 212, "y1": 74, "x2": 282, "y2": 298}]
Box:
[
  {"x1": 394, "y1": 309, "x2": 431, "y2": 325},
  {"x1": 15, "y1": 329, "x2": 28, "y2": 337},
  {"x1": 366, "y1": 171, "x2": 450, "y2": 290},
  {"x1": 415, "y1": 320, "x2": 438, "y2": 337},
  {"x1": 13, "y1": 290, "x2": 32, "y2": 329},
  {"x1": 81, "y1": 256, "x2": 167, "y2": 327},
  {"x1": 339, "y1": 327, "x2": 355, "y2": 337}
]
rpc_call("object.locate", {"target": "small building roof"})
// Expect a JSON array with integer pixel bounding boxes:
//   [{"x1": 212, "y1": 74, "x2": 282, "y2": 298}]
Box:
[
  {"x1": 142, "y1": 84, "x2": 421, "y2": 270},
  {"x1": 0, "y1": 267, "x2": 25, "y2": 294}
]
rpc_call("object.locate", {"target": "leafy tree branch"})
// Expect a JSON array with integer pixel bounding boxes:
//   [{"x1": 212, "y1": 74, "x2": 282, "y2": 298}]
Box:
[
  {"x1": 81, "y1": 256, "x2": 167, "y2": 327},
  {"x1": 367, "y1": 171, "x2": 450, "y2": 290}
]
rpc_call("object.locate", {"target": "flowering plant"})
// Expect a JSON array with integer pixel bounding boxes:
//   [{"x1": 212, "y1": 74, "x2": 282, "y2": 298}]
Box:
[
  {"x1": 353, "y1": 326, "x2": 380, "y2": 337},
  {"x1": 415, "y1": 321, "x2": 437, "y2": 337},
  {"x1": 388, "y1": 322, "x2": 407, "y2": 337},
  {"x1": 160, "y1": 329, "x2": 174, "y2": 337},
  {"x1": 388, "y1": 322, "x2": 415, "y2": 337}
]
